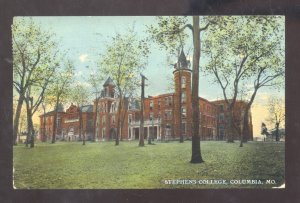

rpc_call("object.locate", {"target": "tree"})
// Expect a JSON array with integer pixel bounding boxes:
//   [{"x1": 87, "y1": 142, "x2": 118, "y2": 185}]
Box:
[
  {"x1": 98, "y1": 28, "x2": 150, "y2": 146},
  {"x1": 87, "y1": 68, "x2": 104, "y2": 142},
  {"x1": 266, "y1": 96, "x2": 285, "y2": 142},
  {"x1": 24, "y1": 66, "x2": 56, "y2": 148},
  {"x1": 202, "y1": 16, "x2": 285, "y2": 146},
  {"x1": 148, "y1": 16, "x2": 217, "y2": 163},
  {"x1": 47, "y1": 60, "x2": 75, "y2": 143},
  {"x1": 70, "y1": 84, "x2": 90, "y2": 145},
  {"x1": 139, "y1": 74, "x2": 147, "y2": 147},
  {"x1": 12, "y1": 17, "x2": 60, "y2": 145}
]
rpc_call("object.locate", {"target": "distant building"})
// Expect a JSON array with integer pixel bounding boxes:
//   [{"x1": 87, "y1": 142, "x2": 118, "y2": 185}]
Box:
[
  {"x1": 39, "y1": 50, "x2": 253, "y2": 142},
  {"x1": 211, "y1": 100, "x2": 253, "y2": 141},
  {"x1": 39, "y1": 104, "x2": 93, "y2": 141}
]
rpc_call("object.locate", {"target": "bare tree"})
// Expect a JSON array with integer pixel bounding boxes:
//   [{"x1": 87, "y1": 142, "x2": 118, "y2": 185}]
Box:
[{"x1": 266, "y1": 96, "x2": 285, "y2": 142}]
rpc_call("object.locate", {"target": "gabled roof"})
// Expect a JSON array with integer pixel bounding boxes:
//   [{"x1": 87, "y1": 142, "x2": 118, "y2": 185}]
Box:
[
  {"x1": 103, "y1": 77, "x2": 116, "y2": 87},
  {"x1": 39, "y1": 109, "x2": 65, "y2": 117}
]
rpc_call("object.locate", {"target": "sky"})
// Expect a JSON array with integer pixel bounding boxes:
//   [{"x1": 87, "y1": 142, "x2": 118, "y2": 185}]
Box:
[{"x1": 15, "y1": 16, "x2": 285, "y2": 137}]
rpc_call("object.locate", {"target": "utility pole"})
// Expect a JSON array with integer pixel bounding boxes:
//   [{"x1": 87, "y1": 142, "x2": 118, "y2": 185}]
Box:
[{"x1": 139, "y1": 73, "x2": 147, "y2": 147}]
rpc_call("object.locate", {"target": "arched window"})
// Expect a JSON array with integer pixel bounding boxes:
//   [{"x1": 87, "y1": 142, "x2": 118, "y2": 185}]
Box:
[
  {"x1": 181, "y1": 76, "x2": 186, "y2": 88},
  {"x1": 181, "y1": 92, "x2": 186, "y2": 103}
]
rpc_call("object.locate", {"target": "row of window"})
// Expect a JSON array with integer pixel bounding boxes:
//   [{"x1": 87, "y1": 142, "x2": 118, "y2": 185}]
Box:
[{"x1": 149, "y1": 96, "x2": 173, "y2": 110}]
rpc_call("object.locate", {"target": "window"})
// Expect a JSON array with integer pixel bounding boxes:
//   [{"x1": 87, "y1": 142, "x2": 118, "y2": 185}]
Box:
[
  {"x1": 112, "y1": 115, "x2": 115, "y2": 124},
  {"x1": 181, "y1": 107, "x2": 186, "y2": 117},
  {"x1": 165, "y1": 110, "x2": 172, "y2": 120},
  {"x1": 128, "y1": 114, "x2": 132, "y2": 124},
  {"x1": 150, "y1": 113, "x2": 154, "y2": 120},
  {"x1": 181, "y1": 76, "x2": 186, "y2": 88},
  {"x1": 150, "y1": 100, "x2": 153, "y2": 110},
  {"x1": 158, "y1": 114, "x2": 161, "y2": 122},
  {"x1": 219, "y1": 113, "x2": 224, "y2": 121},
  {"x1": 165, "y1": 97, "x2": 168, "y2": 106},
  {"x1": 181, "y1": 92, "x2": 186, "y2": 103},
  {"x1": 111, "y1": 102, "x2": 116, "y2": 112},
  {"x1": 169, "y1": 96, "x2": 172, "y2": 106},
  {"x1": 158, "y1": 100, "x2": 161, "y2": 109},
  {"x1": 219, "y1": 104, "x2": 224, "y2": 111},
  {"x1": 57, "y1": 117, "x2": 61, "y2": 128}
]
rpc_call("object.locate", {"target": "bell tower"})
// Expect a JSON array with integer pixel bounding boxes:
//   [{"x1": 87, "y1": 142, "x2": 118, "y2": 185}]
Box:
[
  {"x1": 173, "y1": 49, "x2": 192, "y2": 139},
  {"x1": 103, "y1": 77, "x2": 116, "y2": 98}
]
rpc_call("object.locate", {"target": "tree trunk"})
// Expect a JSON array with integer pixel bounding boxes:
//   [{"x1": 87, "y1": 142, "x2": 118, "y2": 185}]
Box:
[
  {"x1": 79, "y1": 108, "x2": 83, "y2": 141},
  {"x1": 120, "y1": 99, "x2": 128, "y2": 142},
  {"x1": 51, "y1": 97, "x2": 60, "y2": 143},
  {"x1": 240, "y1": 110, "x2": 246, "y2": 147},
  {"x1": 139, "y1": 77, "x2": 145, "y2": 147},
  {"x1": 275, "y1": 122, "x2": 280, "y2": 141},
  {"x1": 13, "y1": 95, "x2": 24, "y2": 145},
  {"x1": 83, "y1": 131, "x2": 86, "y2": 145},
  {"x1": 226, "y1": 109, "x2": 234, "y2": 143},
  {"x1": 116, "y1": 93, "x2": 122, "y2": 146},
  {"x1": 25, "y1": 98, "x2": 35, "y2": 148},
  {"x1": 42, "y1": 102, "x2": 46, "y2": 142},
  {"x1": 93, "y1": 96, "x2": 99, "y2": 142},
  {"x1": 190, "y1": 16, "x2": 204, "y2": 164}
]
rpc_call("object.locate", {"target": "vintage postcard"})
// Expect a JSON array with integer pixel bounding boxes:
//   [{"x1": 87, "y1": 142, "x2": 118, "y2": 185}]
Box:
[{"x1": 12, "y1": 16, "x2": 285, "y2": 189}]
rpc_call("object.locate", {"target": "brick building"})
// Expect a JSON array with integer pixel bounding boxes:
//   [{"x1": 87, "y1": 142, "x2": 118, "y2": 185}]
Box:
[
  {"x1": 126, "y1": 50, "x2": 219, "y2": 141},
  {"x1": 211, "y1": 100, "x2": 253, "y2": 141},
  {"x1": 39, "y1": 104, "x2": 94, "y2": 141},
  {"x1": 40, "y1": 50, "x2": 253, "y2": 142}
]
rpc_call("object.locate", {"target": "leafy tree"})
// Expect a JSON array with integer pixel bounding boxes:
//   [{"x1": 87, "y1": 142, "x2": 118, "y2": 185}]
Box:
[
  {"x1": 148, "y1": 16, "x2": 217, "y2": 163},
  {"x1": 266, "y1": 96, "x2": 285, "y2": 141},
  {"x1": 46, "y1": 60, "x2": 75, "y2": 143},
  {"x1": 12, "y1": 17, "x2": 60, "y2": 145},
  {"x1": 98, "y1": 28, "x2": 150, "y2": 146},
  {"x1": 69, "y1": 83, "x2": 90, "y2": 145},
  {"x1": 202, "y1": 16, "x2": 285, "y2": 146},
  {"x1": 24, "y1": 66, "x2": 56, "y2": 148},
  {"x1": 87, "y1": 68, "x2": 104, "y2": 142}
]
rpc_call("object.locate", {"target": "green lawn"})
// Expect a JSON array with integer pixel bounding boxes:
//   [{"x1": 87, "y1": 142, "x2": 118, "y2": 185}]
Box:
[{"x1": 13, "y1": 140, "x2": 285, "y2": 189}]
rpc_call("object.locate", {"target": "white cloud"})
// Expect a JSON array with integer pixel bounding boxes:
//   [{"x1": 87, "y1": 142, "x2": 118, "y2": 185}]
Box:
[{"x1": 79, "y1": 54, "x2": 88, "y2": 63}]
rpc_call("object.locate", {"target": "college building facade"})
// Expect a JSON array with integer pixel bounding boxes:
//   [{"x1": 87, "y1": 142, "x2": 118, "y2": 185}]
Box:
[{"x1": 39, "y1": 50, "x2": 253, "y2": 142}]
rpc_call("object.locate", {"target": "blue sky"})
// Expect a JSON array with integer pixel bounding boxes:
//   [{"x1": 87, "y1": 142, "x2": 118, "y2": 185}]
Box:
[
  {"x1": 29, "y1": 16, "x2": 224, "y2": 99},
  {"x1": 16, "y1": 16, "x2": 285, "y2": 137}
]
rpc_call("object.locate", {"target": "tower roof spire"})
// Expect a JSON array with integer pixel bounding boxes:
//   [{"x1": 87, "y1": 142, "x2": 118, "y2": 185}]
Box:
[
  {"x1": 175, "y1": 49, "x2": 190, "y2": 70},
  {"x1": 103, "y1": 77, "x2": 116, "y2": 87}
]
